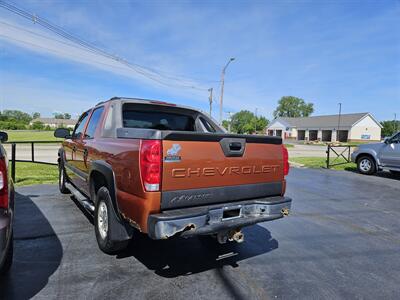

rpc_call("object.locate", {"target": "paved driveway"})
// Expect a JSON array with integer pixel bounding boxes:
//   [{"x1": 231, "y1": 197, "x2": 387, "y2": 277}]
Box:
[{"x1": 1, "y1": 168, "x2": 399, "y2": 299}]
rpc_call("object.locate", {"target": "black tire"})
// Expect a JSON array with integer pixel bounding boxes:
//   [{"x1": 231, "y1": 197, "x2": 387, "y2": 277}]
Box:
[
  {"x1": 357, "y1": 156, "x2": 376, "y2": 175},
  {"x1": 58, "y1": 163, "x2": 70, "y2": 194},
  {"x1": 0, "y1": 231, "x2": 13, "y2": 276},
  {"x1": 94, "y1": 187, "x2": 129, "y2": 254},
  {"x1": 390, "y1": 170, "x2": 400, "y2": 177}
]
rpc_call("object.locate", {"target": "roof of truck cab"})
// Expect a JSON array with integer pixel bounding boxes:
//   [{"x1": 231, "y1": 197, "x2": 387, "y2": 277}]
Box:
[
  {"x1": 96, "y1": 96, "x2": 226, "y2": 136},
  {"x1": 96, "y1": 97, "x2": 181, "y2": 108},
  {"x1": 95, "y1": 97, "x2": 212, "y2": 118}
]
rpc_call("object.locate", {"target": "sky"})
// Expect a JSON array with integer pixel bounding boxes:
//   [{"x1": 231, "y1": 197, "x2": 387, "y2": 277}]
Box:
[{"x1": 0, "y1": 0, "x2": 399, "y2": 121}]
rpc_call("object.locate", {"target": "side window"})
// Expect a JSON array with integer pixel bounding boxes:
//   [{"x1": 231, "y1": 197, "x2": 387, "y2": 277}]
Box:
[
  {"x1": 199, "y1": 117, "x2": 216, "y2": 133},
  {"x1": 392, "y1": 133, "x2": 400, "y2": 143},
  {"x1": 84, "y1": 107, "x2": 104, "y2": 139},
  {"x1": 72, "y1": 112, "x2": 89, "y2": 139},
  {"x1": 103, "y1": 104, "x2": 114, "y2": 131}
]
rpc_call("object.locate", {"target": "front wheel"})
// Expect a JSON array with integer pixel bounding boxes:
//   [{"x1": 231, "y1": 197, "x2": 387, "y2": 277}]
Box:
[
  {"x1": 94, "y1": 187, "x2": 129, "y2": 254},
  {"x1": 357, "y1": 156, "x2": 376, "y2": 175}
]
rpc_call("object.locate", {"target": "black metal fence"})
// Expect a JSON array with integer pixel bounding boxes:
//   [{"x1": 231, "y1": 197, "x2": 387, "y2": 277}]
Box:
[
  {"x1": 326, "y1": 145, "x2": 355, "y2": 169},
  {"x1": 5, "y1": 141, "x2": 62, "y2": 182}
]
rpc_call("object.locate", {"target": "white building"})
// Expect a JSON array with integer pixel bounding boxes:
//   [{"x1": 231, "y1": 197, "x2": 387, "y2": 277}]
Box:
[
  {"x1": 30, "y1": 118, "x2": 77, "y2": 129},
  {"x1": 266, "y1": 113, "x2": 382, "y2": 142}
]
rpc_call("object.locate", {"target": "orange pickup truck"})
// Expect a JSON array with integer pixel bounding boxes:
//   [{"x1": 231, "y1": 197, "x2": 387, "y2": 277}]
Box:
[{"x1": 55, "y1": 97, "x2": 292, "y2": 254}]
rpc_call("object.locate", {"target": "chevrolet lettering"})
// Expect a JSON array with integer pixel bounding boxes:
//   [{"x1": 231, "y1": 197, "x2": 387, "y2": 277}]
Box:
[{"x1": 171, "y1": 165, "x2": 280, "y2": 178}]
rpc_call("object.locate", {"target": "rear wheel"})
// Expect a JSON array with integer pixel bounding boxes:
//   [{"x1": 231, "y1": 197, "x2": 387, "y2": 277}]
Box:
[
  {"x1": 357, "y1": 156, "x2": 376, "y2": 175},
  {"x1": 94, "y1": 187, "x2": 129, "y2": 254},
  {"x1": 58, "y1": 163, "x2": 70, "y2": 194}
]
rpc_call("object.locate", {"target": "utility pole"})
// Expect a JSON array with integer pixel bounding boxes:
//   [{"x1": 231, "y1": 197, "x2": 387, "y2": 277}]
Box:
[
  {"x1": 219, "y1": 57, "x2": 235, "y2": 124},
  {"x1": 337, "y1": 102, "x2": 342, "y2": 142},
  {"x1": 208, "y1": 88, "x2": 213, "y2": 117},
  {"x1": 395, "y1": 113, "x2": 398, "y2": 133}
]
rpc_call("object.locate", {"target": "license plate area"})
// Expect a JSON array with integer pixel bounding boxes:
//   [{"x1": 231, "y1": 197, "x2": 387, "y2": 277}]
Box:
[{"x1": 222, "y1": 206, "x2": 242, "y2": 221}]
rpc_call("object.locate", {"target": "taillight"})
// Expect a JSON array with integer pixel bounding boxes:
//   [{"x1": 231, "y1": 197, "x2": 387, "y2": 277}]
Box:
[
  {"x1": 0, "y1": 158, "x2": 8, "y2": 209},
  {"x1": 140, "y1": 140, "x2": 162, "y2": 192},
  {"x1": 282, "y1": 145, "x2": 289, "y2": 176}
]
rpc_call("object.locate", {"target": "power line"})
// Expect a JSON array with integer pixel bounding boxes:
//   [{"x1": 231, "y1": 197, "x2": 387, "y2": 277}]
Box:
[
  {"x1": 0, "y1": 33, "x2": 209, "y2": 92},
  {"x1": 0, "y1": 0, "x2": 214, "y2": 91},
  {"x1": 0, "y1": 34, "x2": 131, "y2": 72}
]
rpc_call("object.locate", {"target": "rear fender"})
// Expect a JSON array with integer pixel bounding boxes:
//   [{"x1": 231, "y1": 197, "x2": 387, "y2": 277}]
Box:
[{"x1": 89, "y1": 160, "x2": 133, "y2": 241}]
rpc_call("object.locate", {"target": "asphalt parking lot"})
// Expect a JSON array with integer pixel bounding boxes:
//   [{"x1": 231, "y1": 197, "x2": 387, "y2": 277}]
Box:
[{"x1": 1, "y1": 168, "x2": 399, "y2": 299}]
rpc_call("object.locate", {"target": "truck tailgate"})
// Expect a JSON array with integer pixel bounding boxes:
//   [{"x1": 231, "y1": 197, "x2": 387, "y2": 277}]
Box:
[{"x1": 161, "y1": 133, "x2": 284, "y2": 209}]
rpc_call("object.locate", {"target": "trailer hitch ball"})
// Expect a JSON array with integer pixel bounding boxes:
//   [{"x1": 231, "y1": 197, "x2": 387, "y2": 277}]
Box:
[
  {"x1": 231, "y1": 230, "x2": 244, "y2": 243},
  {"x1": 217, "y1": 229, "x2": 245, "y2": 244}
]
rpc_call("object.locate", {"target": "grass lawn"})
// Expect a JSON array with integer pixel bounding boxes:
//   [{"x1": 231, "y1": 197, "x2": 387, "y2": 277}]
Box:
[
  {"x1": 5, "y1": 130, "x2": 62, "y2": 142},
  {"x1": 284, "y1": 144, "x2": 294, "y2": 148},
  {"x1": 13, "y1": 162, "x2": 58, "y2": 186},
  {"x1": 290, "y1": 156, "x2": 357, "y2": 171}
]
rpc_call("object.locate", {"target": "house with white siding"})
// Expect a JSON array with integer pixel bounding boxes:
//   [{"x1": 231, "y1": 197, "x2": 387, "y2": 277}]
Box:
[
  {"x1": 266, "y1": 113, "x2": 382, "y2": 142},
  {"x1": 30, "y1": 118, "x2": 77, "y2": 129}
]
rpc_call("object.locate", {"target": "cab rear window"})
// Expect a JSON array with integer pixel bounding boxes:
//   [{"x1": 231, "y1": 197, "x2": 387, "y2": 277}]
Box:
[{"x1": 122, "y1": 104, "x2": 195, "y2": 131}]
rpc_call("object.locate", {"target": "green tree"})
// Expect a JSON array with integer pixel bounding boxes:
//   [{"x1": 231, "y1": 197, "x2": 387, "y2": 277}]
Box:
[
  {"x1": 273, "y1": 96, "x2": 314, "y2": 118},
  {"x1": 381, "y1": 120, "x2": 400, "y2": 137},
  {"x1": 53, "y1": 112, "x2": 72, "y2": 119},
  {"x1": 31, "y1": 121, "x2": 45, "y2": 130},
  {"x1": 0, "y1": 121, "x2": 26, "y2": 130},
  {"x1": 32, "y1": 112, "x2": 41, "y2": 119},
  {"x1": 222, "y1": 120, "x2": 230, "y2": 131},
  {"x1": 229, "y1": 110, "x2": 269, "y2": 134},
  {"x1": 1, "y1": 110, "x2": 32, "y2": 124},
  {"x1": 53, "y1": 113, "x2": 64, "y2": 119}
]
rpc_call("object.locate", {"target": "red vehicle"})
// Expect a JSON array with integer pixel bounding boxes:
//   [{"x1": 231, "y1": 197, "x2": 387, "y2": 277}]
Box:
[
  {"x1": 55, "y1": 97, "x2": 292, "y2": 254},
  {"x1": 0, "y1": 131, "x2": 14, "y2": 274}
]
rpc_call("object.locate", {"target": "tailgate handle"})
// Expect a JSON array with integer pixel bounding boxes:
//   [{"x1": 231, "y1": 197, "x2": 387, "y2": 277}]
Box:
[
  {"x1": 220, "y1": 138, "x2": 246, "y2": 157},
  {"x1": 229, "y1": 142, "x2": 242, "y2": 151}
]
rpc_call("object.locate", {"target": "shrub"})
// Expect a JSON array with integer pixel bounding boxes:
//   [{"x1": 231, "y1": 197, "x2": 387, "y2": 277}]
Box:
[{"x1": 31, "y1": 121, "x2": 45, "y2": 130}]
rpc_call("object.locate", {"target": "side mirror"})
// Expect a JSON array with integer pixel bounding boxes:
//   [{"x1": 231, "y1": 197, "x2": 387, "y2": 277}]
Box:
[
  {"x1": 0, "y1": 131, "x2": 8, "y2": 143},
  {"x1": 54, "y1": 128, "x2": 71, "y2": 139},
  {"x1": 384, "y1": 137, "x2": 393, "y2": 144}
]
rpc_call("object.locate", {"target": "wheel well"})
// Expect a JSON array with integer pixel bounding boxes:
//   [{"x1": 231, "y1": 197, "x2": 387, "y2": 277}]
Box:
[{"x1": 90, "y1": 171, "x2": 107, "y2": 202}]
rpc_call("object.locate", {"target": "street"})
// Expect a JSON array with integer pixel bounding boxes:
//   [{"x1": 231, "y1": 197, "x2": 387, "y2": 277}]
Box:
[
  {"x1": 3, "y1": 143, "x2": 60, "y2": 164},
  {"x1": 1, "y1": 168, "x2": 399, "y2": 299},
  {"x1": 287, "y1": 144, "x2": 328, "y2": 157}
]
